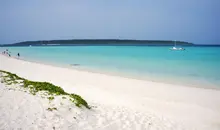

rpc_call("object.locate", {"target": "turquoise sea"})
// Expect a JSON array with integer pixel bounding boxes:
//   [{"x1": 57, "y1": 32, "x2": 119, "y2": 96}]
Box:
[{"x1": 1, "y1": 46, "x2": 220, "y2": 88}]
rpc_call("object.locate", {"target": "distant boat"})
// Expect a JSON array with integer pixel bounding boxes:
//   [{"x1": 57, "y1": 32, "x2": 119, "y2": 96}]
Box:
[
  {"x1": 170, "y1": 41, "x2": 185, "y2": 50},
  {"x1": 29, "y1": 45, "x2": 32, "y2": 47}
]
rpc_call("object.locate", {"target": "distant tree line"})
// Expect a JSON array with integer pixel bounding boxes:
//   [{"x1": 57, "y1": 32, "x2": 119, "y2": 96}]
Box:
[{"x1": 0, "y1": 39, "x2": 193, "y2": 46}]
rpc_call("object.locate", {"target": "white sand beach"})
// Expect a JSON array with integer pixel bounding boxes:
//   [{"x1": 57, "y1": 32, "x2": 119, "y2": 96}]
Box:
[{"x1": 0, "y1": 55, "x2": 220, "y2": 130}]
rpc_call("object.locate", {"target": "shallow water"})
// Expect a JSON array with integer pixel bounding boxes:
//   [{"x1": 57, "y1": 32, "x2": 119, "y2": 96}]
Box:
[{"x1": 1, "y1": 45, "x2": 220, "y2": 88}]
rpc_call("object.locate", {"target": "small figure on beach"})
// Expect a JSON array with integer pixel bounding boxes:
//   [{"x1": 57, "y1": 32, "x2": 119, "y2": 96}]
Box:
[{"x1": 17, "y1": 53, "x2": 20, "y2": 58}]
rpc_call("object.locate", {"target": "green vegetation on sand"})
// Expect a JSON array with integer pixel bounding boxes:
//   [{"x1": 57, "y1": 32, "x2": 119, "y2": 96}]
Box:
[{"x1": 0, "y1": 70, "x2": 90, "y2": 109}]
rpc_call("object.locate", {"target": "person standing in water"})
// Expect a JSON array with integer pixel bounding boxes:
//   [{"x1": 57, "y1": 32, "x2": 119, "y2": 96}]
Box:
[{"x1": 17, "y1": 53, "x2": 20, "y2": 58}]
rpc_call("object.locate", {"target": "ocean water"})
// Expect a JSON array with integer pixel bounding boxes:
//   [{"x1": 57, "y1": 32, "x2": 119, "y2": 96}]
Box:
[{"x1": 1, "y1": 46, "x2": 220, "y2": 88}]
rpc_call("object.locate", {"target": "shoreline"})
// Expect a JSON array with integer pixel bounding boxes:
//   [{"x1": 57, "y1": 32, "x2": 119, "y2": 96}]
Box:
[
  {"x1": 1, "y1": 54, "x2": 220, "y2": 129},
  {"x1": 1, "y1": 54, "x2": 219, "y2": 90}
]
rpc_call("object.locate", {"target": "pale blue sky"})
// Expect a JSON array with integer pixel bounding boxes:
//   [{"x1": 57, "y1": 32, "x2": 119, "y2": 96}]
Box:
[{"x1": 0, "y1": 0, "x2": 219, "y2": 44}]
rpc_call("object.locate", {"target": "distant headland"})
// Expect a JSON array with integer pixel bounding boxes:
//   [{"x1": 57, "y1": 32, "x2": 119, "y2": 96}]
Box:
[{"x1": 0, "y1": 39, "x2": 193, "y2": 46}]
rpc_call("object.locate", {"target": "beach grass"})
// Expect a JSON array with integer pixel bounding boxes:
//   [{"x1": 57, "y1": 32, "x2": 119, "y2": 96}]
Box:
[
  {"x1": 0, "y1": 70, "x2": 90, "y2": 109},
  {"x1": 47, "y1": 107, "x2": 57, "y2": 111}
]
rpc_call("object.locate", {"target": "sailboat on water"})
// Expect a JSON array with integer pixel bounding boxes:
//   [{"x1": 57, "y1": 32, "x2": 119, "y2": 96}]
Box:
[{"x1": 170, "y1": 41, "x2": 185, "y2": 50}]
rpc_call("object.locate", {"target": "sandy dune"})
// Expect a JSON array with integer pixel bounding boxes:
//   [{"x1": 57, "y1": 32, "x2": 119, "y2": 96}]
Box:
[{"x1": 0, "y1": 55, "x2": 220, "y2": 130}]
